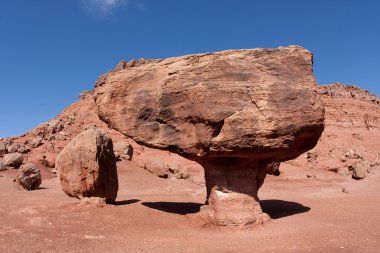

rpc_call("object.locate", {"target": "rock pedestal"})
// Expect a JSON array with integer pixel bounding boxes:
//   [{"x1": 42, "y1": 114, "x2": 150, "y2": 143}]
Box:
[{"x1": 200, "y1": 159, "x2": 269, "y2": 228}]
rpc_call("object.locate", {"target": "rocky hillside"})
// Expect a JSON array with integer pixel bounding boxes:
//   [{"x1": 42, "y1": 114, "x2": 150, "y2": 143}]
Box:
[{"x1": 285, "y1": 83, "x2": 380, "y2": 179}]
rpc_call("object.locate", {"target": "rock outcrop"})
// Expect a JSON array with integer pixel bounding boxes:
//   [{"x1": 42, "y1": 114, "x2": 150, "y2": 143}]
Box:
[
  {"x1": 56, "y1": 128, "x2": 118, "y2": 203},
  {"x1": 16, "y1": 163, "x2": 42, "y2": 190},
  {"x1": 93, "y1": 46, "x2": 325, "y2": 228}
]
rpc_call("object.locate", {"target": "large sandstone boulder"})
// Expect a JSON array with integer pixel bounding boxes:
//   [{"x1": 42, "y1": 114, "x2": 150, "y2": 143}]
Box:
[
  {"x1": 94, "y1": 46, "x2": 325, "y2": 228},
  {"x1": 56, "y1": 128, "x2": 118, "y2": 203},
  {"x1": 16, "y1": 163, "x2": 42, "y2": 190}
]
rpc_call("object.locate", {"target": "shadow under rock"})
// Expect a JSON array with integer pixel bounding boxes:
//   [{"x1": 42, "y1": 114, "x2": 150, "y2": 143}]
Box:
[
  {"x1": 260, "y1": 199, "x2": 310, "y2": 219},
  {"x1": 113, "y1": 199, "x2": 140, "y2": 206},
  {"x1": 36, "y1": 187, "x2": 49, "y2": 190},
  {"x1": 142, "y1": 201, "x2": 203, "y2": 215}
]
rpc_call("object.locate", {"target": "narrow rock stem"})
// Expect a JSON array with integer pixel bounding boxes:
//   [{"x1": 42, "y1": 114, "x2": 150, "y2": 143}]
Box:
[{"x1": 200, "y1": 159, "x2": 269, "y2": 228}]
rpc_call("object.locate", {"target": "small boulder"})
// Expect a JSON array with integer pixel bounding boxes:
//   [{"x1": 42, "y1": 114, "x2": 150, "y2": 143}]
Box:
[
  {"x1": 337, "y1": 167, "x2": 350, "y2": 177},
  {"x1": 16, "y1": 163, "x2": 42, "y2": 190},
  {"x1": 0, "y1": 162, "x2": 7, "y2": 172},
  {"x1": 56, "y1": 128, "x2": 118, "y2": 203},
  {"x1": 167, "y1": 163, "x2": 190, "y2": 179},
  {"x1": 30, "y1": 136, "x2": 43, "y2": 148},
  {"x1": 345, "y1": 149, "x2": 361, "y2": 159},
  {"x1": 7, "y1": 143, "x2": 20, "y2": 153},
  {"x1": 265, "y1": 162, "x2": 281, "y2": 176},
  {"x1": 0, "y1": 142, "x2": 6, "y2": 156},
  {"x1": 144, "y1": 158, "x2": 168, "y2": 178},
  {"x1": 18, "y1": 145, "x2": 31, "y2": 154},
  {"x1": 352, "y1": 162, "x2": 368, "y2": 180},
  {"x1": 4, "y1": 153, "x2": 24, "y2": 168},
  {"x1": 48, "y1": 119, "x2": 64, "y2": 134},
  {"x1": 114, "y1": 141, "x2": 133, "y2": 160}
]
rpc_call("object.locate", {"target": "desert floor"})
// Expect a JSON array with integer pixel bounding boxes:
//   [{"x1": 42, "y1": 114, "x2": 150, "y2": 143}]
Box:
[{"x1": 1, "y1": 161, "x2": 379, "y2": 253}]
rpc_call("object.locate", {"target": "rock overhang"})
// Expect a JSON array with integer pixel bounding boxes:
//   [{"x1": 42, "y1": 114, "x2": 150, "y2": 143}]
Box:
[{"x1": 94, "y1": 45, "x2": 325, "y2": 163}]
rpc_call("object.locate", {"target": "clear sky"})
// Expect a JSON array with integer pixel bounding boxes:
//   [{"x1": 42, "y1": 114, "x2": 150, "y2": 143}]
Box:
[{"x1": 1, "y1": 0, "x2": 379, "y2": 138}]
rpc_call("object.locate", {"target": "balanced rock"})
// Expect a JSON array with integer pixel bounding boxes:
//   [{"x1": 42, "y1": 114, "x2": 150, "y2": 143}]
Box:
[
  {"x1": 16, "y1": 163, "x2": 42, "y2": 190},
  {"x1": 56, "y1": 128, "x2": 118, "y2": 202},
  {"x1": 94, "y1": 46, "x2": 325, "y2": 228},
  {"x1": 4, "y1": 153, "x2": 24, "y2": 168}
]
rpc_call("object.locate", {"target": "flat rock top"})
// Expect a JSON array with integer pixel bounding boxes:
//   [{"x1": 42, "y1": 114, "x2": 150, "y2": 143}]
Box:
[{"x1": 94, "y1": 46, "x2": 324, "y2": 162}]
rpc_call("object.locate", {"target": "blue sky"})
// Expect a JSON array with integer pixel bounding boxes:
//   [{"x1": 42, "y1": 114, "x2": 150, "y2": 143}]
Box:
[{"x1": 1, "y1": 0, "x2": 379, "y2": 138}]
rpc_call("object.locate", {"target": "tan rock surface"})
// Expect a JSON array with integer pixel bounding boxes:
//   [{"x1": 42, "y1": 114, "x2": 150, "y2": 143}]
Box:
[{"x1": 56, "y1": 128, "x2": 118, "y2": 203}]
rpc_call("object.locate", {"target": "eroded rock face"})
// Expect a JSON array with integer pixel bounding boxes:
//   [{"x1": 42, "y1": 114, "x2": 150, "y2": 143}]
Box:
[
  {"x1": 93, "y1": 46, "x2": 325, "y2": 228},
  {"x1": 56, "y1": 128, "x2": 118, "y2": 203}
]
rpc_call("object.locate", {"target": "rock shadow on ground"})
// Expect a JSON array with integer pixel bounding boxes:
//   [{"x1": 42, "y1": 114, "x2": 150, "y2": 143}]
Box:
[
  {"x1": 141, "y1": 202, "x2": 203, "y2": 215},
  {"x1": 113, "y1": 199, "x2": 140, "y2": 206},
  {"x1": 260, "y1": 199, "x2": 310, "y2": 219}
]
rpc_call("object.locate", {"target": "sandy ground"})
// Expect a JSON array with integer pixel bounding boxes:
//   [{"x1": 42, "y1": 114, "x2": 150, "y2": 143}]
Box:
[{"x1": 1, "y1": 161, "x2": 380, "y2": 253}]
